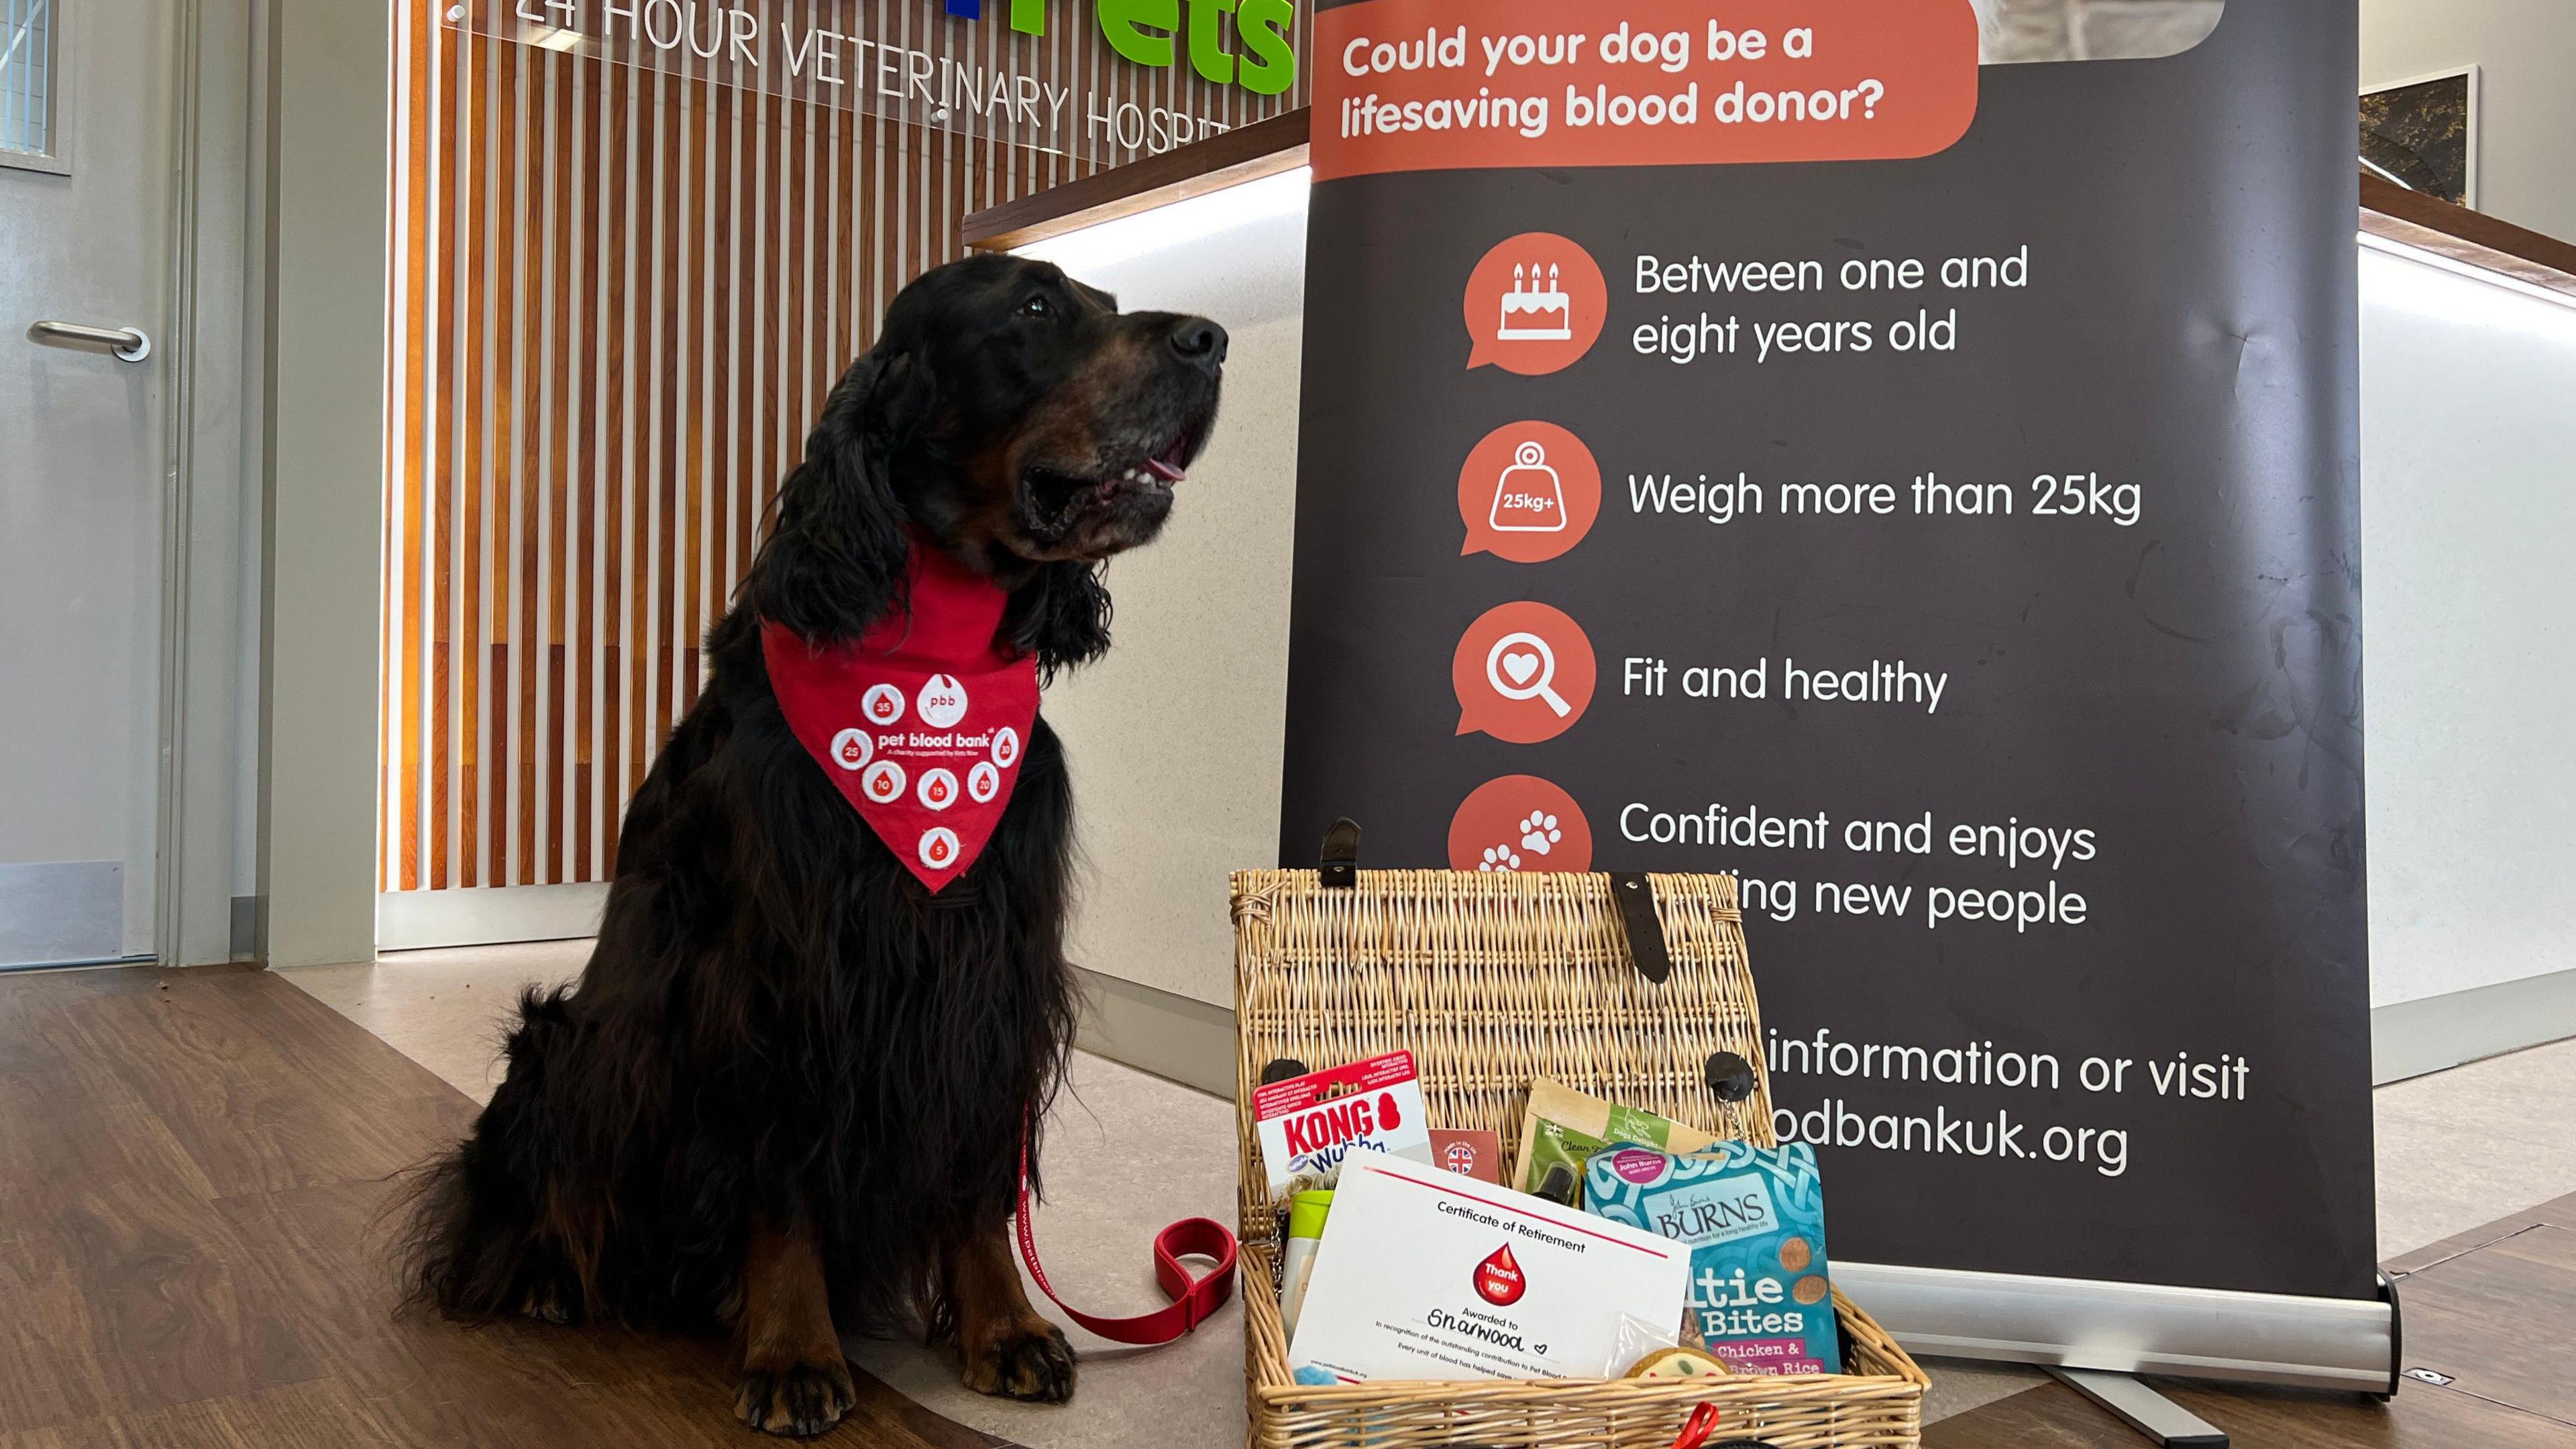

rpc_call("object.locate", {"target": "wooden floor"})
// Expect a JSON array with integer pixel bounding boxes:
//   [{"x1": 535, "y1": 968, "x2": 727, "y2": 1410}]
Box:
[
  {"x1": 1926, "y1": 1191, "x2": 2576, "y2": 1448},
  {"x1": 3, "y1": 963, "x2": 2568, "y2": 1449},
  {"x1": 0, "y1": 965, "x2": 1005, "y2": 1448}
]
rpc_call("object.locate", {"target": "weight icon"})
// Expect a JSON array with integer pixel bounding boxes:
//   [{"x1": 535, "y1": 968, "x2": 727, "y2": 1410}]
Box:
[{"x1": 1490, "y1": 441, "x2": 1566, "y2": 533}]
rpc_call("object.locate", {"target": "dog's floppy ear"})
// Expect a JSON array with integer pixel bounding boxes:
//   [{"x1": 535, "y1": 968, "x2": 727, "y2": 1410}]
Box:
[
  {"x1": 745, "y1": 348, "x2": 930, "y2": 642},
  {"x1": 1003, "y1": 561, "x2": 1114, "y2": 682}
]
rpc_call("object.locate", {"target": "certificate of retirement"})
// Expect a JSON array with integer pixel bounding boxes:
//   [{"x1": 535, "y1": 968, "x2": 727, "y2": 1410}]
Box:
[{"x1": 1287, "y1": 1157, "x2": 1692, "y2": 1383}]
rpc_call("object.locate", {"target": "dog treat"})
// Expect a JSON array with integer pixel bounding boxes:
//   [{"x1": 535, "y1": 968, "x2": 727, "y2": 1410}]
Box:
[
  {"x1": 1430, "y1": 1128, "x2": 1504, "y2": 1184},
  {"x1": 1512, "y1": 1079, "x2": 1720, "y2": 1208},
  {"x1": 1625, "y1": 1346, "x2": 1734, "y2": 1381},
  {"x1": 1279, "y1": 1189, "x2": 1336, "y2": 1339},
  {"x1": 1584, "y1": 1142, "x2": 1843, "y2": 1375},
  {"x1": 1254, "y1": 1051, "x2": 1436, "y2": 1196},
  {"x1": 1599, "y1": 1310, "x2": 1684, "y2": 1379}
]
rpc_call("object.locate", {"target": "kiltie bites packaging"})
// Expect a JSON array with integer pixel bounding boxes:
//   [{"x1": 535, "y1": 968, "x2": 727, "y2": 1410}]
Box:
[{"x1": 1582, "y1": 1141, "x2": 1843, "y2": 1375}]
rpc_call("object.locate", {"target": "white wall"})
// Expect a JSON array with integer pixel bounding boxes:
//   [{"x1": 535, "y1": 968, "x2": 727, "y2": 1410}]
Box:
[
  {"x1": 2359, "y1": 240, "x2": 2576, "y2": 1012},
  {"x1": 259, "y1": 0, "x2": 388, "y2": 969},
  {"x1": 1018, "y1": 170, "x2": 1309, "y2": 1012},
  {"x1": 2363, "y1": 0, "x2": 2576, "y2": 242}
]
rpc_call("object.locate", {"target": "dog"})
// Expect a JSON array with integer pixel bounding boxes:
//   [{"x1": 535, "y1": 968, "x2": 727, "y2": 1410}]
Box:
[{"x1": 401, "y1": 252, "x2": 1226, "y2": 1436}]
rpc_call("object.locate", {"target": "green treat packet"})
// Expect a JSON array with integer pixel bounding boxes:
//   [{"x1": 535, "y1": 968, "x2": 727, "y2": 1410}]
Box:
[{"x1": 1512, "y1": 1078, "x2": 1721, "y2": 1207}]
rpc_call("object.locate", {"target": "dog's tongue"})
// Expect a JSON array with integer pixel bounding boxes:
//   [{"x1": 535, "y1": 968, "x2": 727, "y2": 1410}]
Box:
[{"x1": 1146, "y1": 436, "x2": 1191, "y2": 483}]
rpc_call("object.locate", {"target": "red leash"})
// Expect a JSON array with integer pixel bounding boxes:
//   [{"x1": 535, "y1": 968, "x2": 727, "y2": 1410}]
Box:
[
  {"x1": 1669, "y1": 1403, "x2": 1725, "y2": 1449},
  {"x1": 1014, "y1": 1131, "x2": 1238, "y2": 1346}
]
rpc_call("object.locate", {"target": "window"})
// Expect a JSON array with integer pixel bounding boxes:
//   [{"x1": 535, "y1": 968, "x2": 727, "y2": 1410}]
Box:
[{"x1": 1, "y1": 0, "x2": 55, "y2": 163}]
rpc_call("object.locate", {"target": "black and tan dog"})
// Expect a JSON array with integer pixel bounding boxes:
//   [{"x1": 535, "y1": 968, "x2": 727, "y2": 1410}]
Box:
[{"x1": 402, "y1": 254, "x2": 1226, "y2": 1436}]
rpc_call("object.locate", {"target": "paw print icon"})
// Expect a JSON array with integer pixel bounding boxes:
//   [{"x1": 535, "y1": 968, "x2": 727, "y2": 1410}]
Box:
[
  {"x1": 1518, "y1": 813, "x2": 1562, "y2": 857},
  {"x1": 1448, "y1": 776, "x2": 1592, "y2": 874}
]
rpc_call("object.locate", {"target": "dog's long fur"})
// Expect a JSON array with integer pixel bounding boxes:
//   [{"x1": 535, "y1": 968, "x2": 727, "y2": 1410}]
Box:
[{"x1": 400, "y1": 254, "x2": 1223, "y2": 1434}]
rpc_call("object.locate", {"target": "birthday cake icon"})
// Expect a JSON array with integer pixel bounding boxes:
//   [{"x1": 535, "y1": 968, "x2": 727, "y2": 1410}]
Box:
[{"x1": 1497, "y1": 263, "x2": 1574, "y2": 342}]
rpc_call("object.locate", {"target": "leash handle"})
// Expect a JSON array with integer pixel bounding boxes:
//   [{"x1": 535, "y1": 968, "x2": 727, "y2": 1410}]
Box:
[
  {"x1": 1670, "y1": 1402, "x2": 1725, "y2": 1449},
  {"x1": 1014, "y1": 1132, "x2": 1238, "y2": 1347}
]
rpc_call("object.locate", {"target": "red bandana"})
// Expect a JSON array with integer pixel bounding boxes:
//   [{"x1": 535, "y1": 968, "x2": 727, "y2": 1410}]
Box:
[{"x1": 761, "y1": 541, "x2": 1040, "y2": 892}]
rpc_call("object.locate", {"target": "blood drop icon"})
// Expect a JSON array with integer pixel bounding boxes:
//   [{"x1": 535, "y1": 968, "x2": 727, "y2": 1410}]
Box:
[{"x1": 1474, "y1": 1243, "x2": 1527, "y2": 1306}]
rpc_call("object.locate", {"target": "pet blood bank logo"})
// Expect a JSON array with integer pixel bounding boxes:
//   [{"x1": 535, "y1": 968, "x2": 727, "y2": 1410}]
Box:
[
  {"x1": 829, "y1": 727, "x2": 873, "y2": 771},
  {"x1": 916, "y1": 673, "x2": 969, "y2": 729},
  {"x1": 1449, "y1": 775, "x2": 1593, "y2": 873},
  {"x1": 1459, "y1": 422, "x2": 1601, "y2": 564},
  {"x1": 1474, "y1": 1243, "x2": 1528, "y2": 1306},
  {"x1": 1464, "y1": 233, "x2": 1606, "y2": 375},
  {"x1": 1454, "y1": 602, "x2": 1597, "y2": 744}
]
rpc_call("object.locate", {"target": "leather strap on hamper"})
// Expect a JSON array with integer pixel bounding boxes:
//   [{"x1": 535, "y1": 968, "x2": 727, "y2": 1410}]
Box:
[
  {"x1": 1610, "y1": 872, "x2": 1675, "y2": 983},
  {"x1": 1014, "y1": 1132, "x2": 1238, "y2": 1347},
  {"x1": 1319, "y1": 818, "x2": 1362, "y2": 888}
]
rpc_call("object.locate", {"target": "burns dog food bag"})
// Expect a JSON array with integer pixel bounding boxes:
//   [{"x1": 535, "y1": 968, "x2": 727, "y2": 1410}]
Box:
[
  {"x1": 1583, "y1": 1140, "x2": 1843, "y2": 1375},
  {"x1": 1253, "y1": 1051, "x2": 1436, "y2": 1197}
]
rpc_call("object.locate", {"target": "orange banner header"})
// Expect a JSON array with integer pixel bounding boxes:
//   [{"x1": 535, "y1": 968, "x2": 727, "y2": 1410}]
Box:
[{"x1": 1312, "y1": 0, "x2": 1981, "y2": 180}]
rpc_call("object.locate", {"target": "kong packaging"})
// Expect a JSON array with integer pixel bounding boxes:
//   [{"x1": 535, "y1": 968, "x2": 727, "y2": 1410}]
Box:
[{"x1": 1254, "y1": 1050, "x2": 1436, "y2": 1196}]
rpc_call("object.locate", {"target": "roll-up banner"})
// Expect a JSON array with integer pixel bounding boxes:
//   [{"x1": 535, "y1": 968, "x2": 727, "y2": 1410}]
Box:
[{"x1": 1280, "y1": 0, "x2": 2391, "y2": 1387}]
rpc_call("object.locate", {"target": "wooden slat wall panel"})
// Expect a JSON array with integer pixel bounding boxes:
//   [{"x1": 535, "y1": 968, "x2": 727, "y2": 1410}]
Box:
[{"x1": 383, "y1": 1, "x2": 1309, "y2": 893}]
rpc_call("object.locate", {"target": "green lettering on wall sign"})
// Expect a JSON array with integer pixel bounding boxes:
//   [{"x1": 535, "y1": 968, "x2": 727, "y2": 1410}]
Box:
[
  {"x1": 1189, "y1": 0, "x2": 1238, "y2": 85},
  {"x1": 1098, "y1": 0, "x2": 1179, "y2": 67},
  {"x1": 1234, "y1": 0, "x2": 1295, "y2": 95},
  {"x1": 1087, "y1": 0, "x2": 1296, "y2": 96}
]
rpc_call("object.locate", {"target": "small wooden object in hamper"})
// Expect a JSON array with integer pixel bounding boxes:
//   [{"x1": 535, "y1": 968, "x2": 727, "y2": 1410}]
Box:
[{"x1": 1232, "y1": 868, "x2": 1928, "y2": 1449}]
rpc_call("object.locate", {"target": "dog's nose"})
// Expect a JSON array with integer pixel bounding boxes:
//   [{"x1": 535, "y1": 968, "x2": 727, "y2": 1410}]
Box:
[{"x1": 1169, "y1": 317, "x2": 1228, "y2": 373}]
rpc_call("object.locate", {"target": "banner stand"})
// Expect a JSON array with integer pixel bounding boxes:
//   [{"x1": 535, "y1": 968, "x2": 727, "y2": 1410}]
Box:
[
  {"x1": 1279, "y1": 0, "x2": 2387, "y2": 1402},
  {"x1": 2050, "y1": 1368, "x2": 2230, "y2": 1448},
  {"x1": 1833, "y1": 1262, "x2": 2399, "y2": 1395}
]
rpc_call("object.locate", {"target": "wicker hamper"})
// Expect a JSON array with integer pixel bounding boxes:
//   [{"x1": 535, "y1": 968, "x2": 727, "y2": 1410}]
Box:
[{"x1": 1231, "y1": 867, "x2": 1928, "y2": 1449}]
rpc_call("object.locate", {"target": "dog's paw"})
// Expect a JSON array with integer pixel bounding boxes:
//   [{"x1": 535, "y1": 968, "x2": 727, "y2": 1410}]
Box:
[
  {"x1": 735, "y1": 1356, "x2": 857, "y2": 1438},
  {"x1": 961, "y1": 1320, "x2": 1076, "y2": 1403}
]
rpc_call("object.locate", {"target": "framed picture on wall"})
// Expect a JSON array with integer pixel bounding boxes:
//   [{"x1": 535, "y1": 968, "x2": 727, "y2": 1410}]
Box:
[{"x1": 2362, "y1": 65, "x2": 2479, "y2": 209}]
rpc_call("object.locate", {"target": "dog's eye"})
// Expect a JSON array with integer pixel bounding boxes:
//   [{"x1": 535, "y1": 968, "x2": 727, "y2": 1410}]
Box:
[{"x1": 1018, "y1": 294, "x2": 1053, "y2": 320}]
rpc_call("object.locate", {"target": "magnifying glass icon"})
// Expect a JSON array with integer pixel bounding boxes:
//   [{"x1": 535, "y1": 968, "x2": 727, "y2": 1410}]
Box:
[{"x1": 1487, "y1": 631, "x2": 1572, "y2": 718}]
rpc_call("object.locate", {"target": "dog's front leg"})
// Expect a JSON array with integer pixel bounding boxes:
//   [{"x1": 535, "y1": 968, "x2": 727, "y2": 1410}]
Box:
[
  {"x1": 733, "y1": 1214, "x2": 858, "y2": 1437},
  {"x1": 945, "y1": 1224, "x2": 1076, "y2": 1403}
]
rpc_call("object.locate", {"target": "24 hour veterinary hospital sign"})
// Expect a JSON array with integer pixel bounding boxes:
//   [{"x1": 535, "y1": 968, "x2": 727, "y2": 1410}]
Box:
[
  {"x1": 1280, "y1": 0, "x2": 2396, "y2": 1387},
  {"x1": 453, "y1": 0, "x2": 1299, "y2": 158}
]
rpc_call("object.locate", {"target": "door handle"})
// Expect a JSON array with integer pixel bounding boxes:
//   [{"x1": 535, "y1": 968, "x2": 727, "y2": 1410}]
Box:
[{"x1": 28, "y1": 321, "x2": 153, "y2": 363}]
